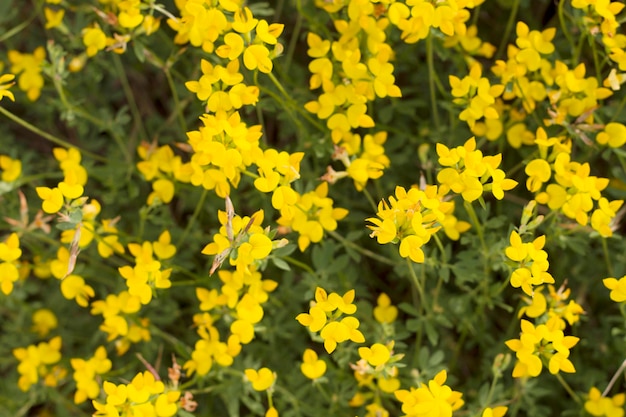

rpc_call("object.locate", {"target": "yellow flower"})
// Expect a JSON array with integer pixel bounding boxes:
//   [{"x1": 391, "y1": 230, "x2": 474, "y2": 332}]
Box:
[
  {"x1": 83, "y1": 26, "x2": 107, "y2": 57},
  {"x1": 358, "y1": 343, "x2": 391, "y2": 367},
  {"x1": 373, "y1": 293, "x2": 398, "y2": 324},
  {"x1": 0, "y1": 73, "x2": 16, "y2": 102},
  {"x1": 525, "y1": 159, "x2": 551, "y2": 192},
  {"x1": 300, "y1": 349, "x2": 327, "y2": 380},
  {"x1": 152, "y1": 230, "x2": 176, "y2": 260},
  {"x1": 245, "y1": 367, "x2": 276, "y2": 391},
  {"x1": 60, "y1": 274, "x2": 95, "y2": 307},
  {"x1": 148, "y1": 178, "x2": 175, "y2": 205},
  {"x1": 603, "y1": 276, "x2": 626, "y2": 302},
  {"x1": 0, "y1": 155, "x2": 21, "y2": 182},
  {"x1": 243, "y1": 44, "x2": 273, "y2": 73},
  {"x1": 585, "y1": 386, "x2": 625, "y2": 417},
  {"x1": 44, "y1": 7, "x2": 64, "y2": 29},
  {"x1": 31, "y1": 309, "x2": 58, "y2": 337},
  {"x1": 36, "y1": 186, "x2": 64, "y2": 213},
  {"x1": 482, "y1": 406, "x2": 508, "y2": 417},
  {"x1": 596, "y1": 122, "x2": 626, "y2": 148},
  {"x1": 395, "y1": 370, "x2": 464, "y2": 416}
]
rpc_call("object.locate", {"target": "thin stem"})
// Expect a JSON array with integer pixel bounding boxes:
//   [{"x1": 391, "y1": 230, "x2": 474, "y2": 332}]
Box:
[
  {"x1": 426, "y1": 34, "x2": 441, "y2": 133},
  {"x1": 484, "y1": 363, "x2": 502, "y2": 408},
  {"x1": 555, "y1": 372, "x2": 582, "y2": 404},
  {"x1": 603, "y1": 358, "x2": 626, "y2": 397},
  {"x1": 176, "y1": 188, "x2": 208, "y2": 249},
  {"x1": 609, "y1": 92, "x2": 626, "y2": 123},
  {"x1": 601, "y1": 237, "x2": 614, "y2": 277},
  {"x1": 164, "y1": 64, "x2": 188, "y2": 134},
  {"x1": 588, "y1": 32, "x2": 602, "y2": 81},
  {"x1": 112, "y1": 54, "x2": 149, "y2": 151},
  {"x1": 264, "y1": 72, "x2": 327, "y2": 133},
  {"x1": 496, "y1": 0, "x2": 520, "y2": 59},
  {"x1": 282, "y1": 255, "x2": 316, "y2": 275},
  {"x1": 327, "y1": 230, "x2": 396, "y2": 266},
  {"x1": 558, "y1": 0, "x2": 575, "y2": 56},
  {"x1": 0, "y1": 106, "x2": 107, "y2": 162},
  {"x1": 0, "y1": 9, "x2": 38, "y2": 43},
  {"x1": 49, "y1": 69, "x2": 130, "y2": 162},
  {"x1": 464, "y1": 201, "x2": 486, "y2": 249},
  {"x1": 283, "y1": 9, "x2": 302, "y2": 74},
  {"x1": 362, "y1": 187, "x2": 378, "y2": 212},
  {"x1": 406, "y1": 258, "x2": 427, "y2": 313}
]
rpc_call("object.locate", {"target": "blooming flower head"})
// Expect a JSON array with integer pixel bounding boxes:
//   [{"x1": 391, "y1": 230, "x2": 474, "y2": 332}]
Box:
[
  {"x1": 394, "y1": 370, "x2": 464, "y2": 417},
  {"x1": 0, "y1": 73, "x2": 16, "y2": 102}
]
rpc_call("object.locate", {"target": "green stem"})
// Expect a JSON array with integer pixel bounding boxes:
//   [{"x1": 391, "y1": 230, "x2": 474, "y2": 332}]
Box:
[
  {"x1": 609, "y1": 91, "x2": 626, "y2": 123},
  {"x1": 426, "y1": 33, "x2": 441, "y2": 133},
  {"x1": 176, "y1": 188, "x2": 208, "y2": 248},
  {"x1": 113, "y1": 54, "x2": 149, "y2": 154},
  {"x1": 588, "y1": 32, "x2": 602, "y2": 80},
  {"x1": 464, "y1": 201, "x2": 486, "y2": 249},
  {"x1": 484, "y1": 365, "x2": 502, "y2": 408},
  {"x1": 558, "y1": 0, "x2": 575, "y2": 56},
  {"x1": 282, "y1": 255, "x2": 316, "y2": 275},
  {"x1": 50, "y1": 69, "x2": 130, "y2": 162},
  {"x1": 0, "y1": 106, "x2": 106, "y2": 162},
  {"x1": 554, "y1": 372, "x2": 581, "y2": 404},
  {"x1": 264, "y1": 72, "x2": 327, "y2": 133},
  {"x1": 603, "y1": 358, "x2": 626, "y2": 396},
  {"x1": 496, "y1": 0, "x2": 520, "y2": 59},
  {"x1": 362, "y1": 186, "x2": 378, "y2": 212},
  {"x1": 164, "y1": 63, "x2": 187, "y2": 134},
  {"x1": 601, "y1": 237, "x2": 614, "y2": 277},
  {"x1": 327, "y1": 230, "x2": 396, "y2": 266},
  {"x1": 283, "y1": 7, "x2": 302, "y2": 74},
  {"x1": 406, "y1": 257, "x2": 427, "y2": 313},
  {"x1": 0, "y1": 8, "x2": 38, "y2": 43}
]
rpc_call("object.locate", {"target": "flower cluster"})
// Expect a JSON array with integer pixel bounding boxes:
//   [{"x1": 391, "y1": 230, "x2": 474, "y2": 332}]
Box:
[
  {"x1": 0, "y1": 73, "x2": 16, "y2": 102},
  {"x1": 71, "y1": 346, "x2": 112, "y2": 404},
  {"x1": 518, "y1": 284, "x2": 585, "y2": 330},
  {"x1": 0, "y1": 233, "x2": 23, "y2": 295},
  {"x1": 449, "y1": 62, "x2": 504, "y2": 128},
  {"x1": 90, "y1": 290, "x2": 148, "y2": 355},
  {"x1": 202, "y1": 206, "x2": 281, "y2": 273},
  {"x1": 118, "y1": 232, "x2": 176, "y2": 305},
  {"x1": 584, "y1": 386, "x2": 625, "y2": 417},
  {"x1": 304, "y1": 0, "x2": 403, "y2": 190},
  {"x1": 184, "y1": 266, "x2": 277, "y2": 376},
  {"x1": 505, "y1": 231, "x2": 555, "y2": 297},
  {"x1": 297, "y1": 287, "x2": 365, "y2": 353},
  {"x1": 136, "y1": 143, "x2": 191, "y2": 205},
  {"x1": 367, "y1": 183, "x2": 470, "y2": 263},
  {"x1": 394, "y1": 370, "x2": 464, "y2": 417},
  {"x1": 175, "y1": 2, "x2": 292, "y2": 201},
  {"x1": 81, "y1": 0, "x2": 161, "y2": 58},
  {"x1": 92, "y1": 371, "x2": 180, "y2": 417},
  {"x1": 505, "y1": 317, "x2": 579, "y2": 377},
  {"x1": 437, "y1": 137, "x2": 517, "y2": 202},
  {"x1": 276, "y1": 182, "x2": 348, "y2": 252},
  {"x1": 36, "y1": 148, "x2": 87, "y2": 215},
  {"x1": 525, "y1": 137, "x2": 624, "y2": 237},
  {"x1": 13, "y1": 336, "x2": 64, "y2": 392},
  {"x1": 8, "y1": 47, "x2": 46, "y2": 101},
  {"x1": 603, "y1": 275, "x2": 626, "y2": 303}
]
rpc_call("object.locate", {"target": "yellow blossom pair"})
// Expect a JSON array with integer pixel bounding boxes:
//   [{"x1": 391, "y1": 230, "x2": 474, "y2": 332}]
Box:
[
  {"x1": 296, "y1": 287, "x2": 365, "y2": 353},
  {"x1": 437, "y1": 137, "x2": 517, "y2": 202},
  {"x1": 93, "y1": 371, "x2": 180, "y2": 417},
  {"x1": 506, "y1": 317, "x2": 579, "y2": 377}
]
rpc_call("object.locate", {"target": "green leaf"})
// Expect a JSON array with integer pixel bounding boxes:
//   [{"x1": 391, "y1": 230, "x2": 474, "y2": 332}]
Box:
[{"x1": 272, "y1": 257, "x2": 291, "y2": 271}]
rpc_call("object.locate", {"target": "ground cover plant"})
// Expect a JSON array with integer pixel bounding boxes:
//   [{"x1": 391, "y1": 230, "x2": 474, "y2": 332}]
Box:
[{"x1": 1, "y1": 0, "x2": 626, "y2": 416}]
